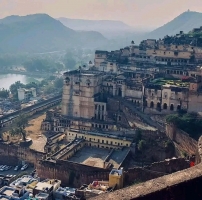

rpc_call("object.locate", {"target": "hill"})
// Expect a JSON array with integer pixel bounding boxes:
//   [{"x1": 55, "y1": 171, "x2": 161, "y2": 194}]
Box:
[
  {"x1": 57, "y1": 17, "x2": 142, "y2": 40},
  {"x1": 0, "y1": 14, "x2": 107, "y2": 53},
  {"x1": 58, "y1": 18, "x2": 131, "y2": 32},
  {"x1": 147, "y1": 11, "x2": 202, "y2": 39}
]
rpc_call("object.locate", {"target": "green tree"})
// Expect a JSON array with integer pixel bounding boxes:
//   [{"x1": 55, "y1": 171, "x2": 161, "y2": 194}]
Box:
[
  {"x1": 138, "y1": 140, "x2": 147, "y2": 152},
  {"x1": 9, "y1": 81, "x2": 24, "y2": 95},
  {"x1": 15, "y1": 114, "x2": 28, "y2": 129},
  {"x1": 135, "y1": 129, "x2": 142, "y2": 143},
  {"x1": 54, "y1": 78, "x2": 63, "y2": 88},
  {"x1": 0, "y1": 89, "x2": 9, "y2": 98},
  {"x1": 138, "y1": 140, "x2": 147, "y2": 167},
  {"x1": 44, "y1": 84, "x2": 55, "y2": 94},
  {"x1": 10, "y1": 114, "x2": 28, "y2": 141},
  {"x1": 63, "y1": 52, "x2": 76, "y2": 70}
]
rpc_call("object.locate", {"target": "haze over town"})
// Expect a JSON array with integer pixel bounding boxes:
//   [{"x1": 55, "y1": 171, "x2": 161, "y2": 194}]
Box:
[{"x1": 1, "y1": 0, "x2": 202, "y2": 29}]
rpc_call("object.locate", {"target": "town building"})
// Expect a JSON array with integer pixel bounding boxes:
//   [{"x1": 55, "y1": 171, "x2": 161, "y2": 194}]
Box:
[{"x1": 17, "y1": 88, "x2": 36, "y2": 101}]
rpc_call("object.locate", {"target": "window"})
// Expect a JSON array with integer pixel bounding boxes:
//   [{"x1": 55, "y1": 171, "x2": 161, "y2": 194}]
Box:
[{"x1": 102, "y1": 140, "x2": 104, "y2": 143}]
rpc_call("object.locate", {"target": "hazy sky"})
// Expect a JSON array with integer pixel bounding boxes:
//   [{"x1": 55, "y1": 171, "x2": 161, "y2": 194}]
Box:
[{"x1": 1, "y1": 0, "x2": 202, "y2": 28}]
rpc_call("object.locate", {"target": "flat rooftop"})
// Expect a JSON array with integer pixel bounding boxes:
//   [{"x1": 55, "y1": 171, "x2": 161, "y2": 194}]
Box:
[
  {"x1": 68, "y1": 146, "x2": 110, "y2": 168},
  {"x1": 68, "y1": 146, "x2": 130, "y2": 169},
  {"x1": 0, "y1": 187, "x2": 15, "y2": 196}
]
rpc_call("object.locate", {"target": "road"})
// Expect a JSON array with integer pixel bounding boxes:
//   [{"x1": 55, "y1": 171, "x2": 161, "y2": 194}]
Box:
[
  {"x1": 0, "y1": 95, "x2": 61, "y2": 129},
  {"x1": 116, "y1": 97, "x2": 165, "y2": 131}
]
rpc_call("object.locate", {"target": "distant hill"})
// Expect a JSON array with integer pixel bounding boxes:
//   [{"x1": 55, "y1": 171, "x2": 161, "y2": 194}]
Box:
[
  {"x1": 58, "y1": 18, "x2": 132, "y2": 32},
  {"x1": 0, "y1": 14, "x2": 107, "y2": 53},
  {"x1": 57, "y1": 17, "x2": 143, "y2": 40},
  {"x1": 147, "y1": 11, "x2": 202, "y2": 39}
]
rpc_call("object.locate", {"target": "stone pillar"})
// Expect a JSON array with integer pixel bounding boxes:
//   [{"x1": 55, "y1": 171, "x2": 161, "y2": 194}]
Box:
[
  {"x1": 113, "y1": 84, "x2": 116, "y2": 96},
  {"x1": 122, "y1": 84, "x2": 126, "y2": 98}
]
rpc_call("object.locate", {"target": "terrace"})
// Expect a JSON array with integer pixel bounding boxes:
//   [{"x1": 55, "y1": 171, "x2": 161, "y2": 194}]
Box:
[{"x1": 150, "y1": 78, "x2": 190, "y2": 87}]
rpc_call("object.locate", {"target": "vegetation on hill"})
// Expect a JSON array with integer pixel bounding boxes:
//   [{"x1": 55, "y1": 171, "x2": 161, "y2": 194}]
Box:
[
  {"x1": 0, "y1": 14, "x2": 107, "y2": 53},
  {"x1": 166, "y1": 112, "x2": 202, "y2": 139}
]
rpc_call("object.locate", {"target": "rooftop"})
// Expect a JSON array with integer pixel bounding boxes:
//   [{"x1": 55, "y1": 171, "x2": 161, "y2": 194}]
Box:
[
  {"x1": 34, "y1": 182, "x2": 52, "y2": 191},
  {"x1": 149, "y1": 78, "x2": 190, "y2": 87},
  {"x1": 55, "y1": 187, "x2": 76, "y2": 196},
  {"x1": 10, "y1": 176, "x2": 37, "y2": 188},
  {"x1": 69, "y1": 129, "x2": 133, "y2": 142},
  {"x1": 0, "y1": 187, "x2": 15, "y2": 197},
  {"x1": 35, "y1": 192, "x2": 49, "y2": 199},
  {"x1": 68, "y1": 146, "x2": 111, "y2": 168}
]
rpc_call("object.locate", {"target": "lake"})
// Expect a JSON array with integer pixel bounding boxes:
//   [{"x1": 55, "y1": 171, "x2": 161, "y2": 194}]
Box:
[{"x1": 0, "y1": 74, "x2": 42, "y2": 90}]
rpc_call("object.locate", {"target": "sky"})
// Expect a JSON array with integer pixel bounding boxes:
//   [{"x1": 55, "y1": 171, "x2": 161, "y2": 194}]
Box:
[{"x1": 1, "y1": 0, "x2": 202, "y2": 29}]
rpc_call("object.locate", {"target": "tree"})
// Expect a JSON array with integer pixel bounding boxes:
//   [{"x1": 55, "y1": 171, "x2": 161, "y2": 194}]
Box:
[
  {"x1": 9, "y1": 127, "x2": 27, "y2": 142},
  {"x1": 44, "y1": 84, "x2": 55, "y2": 94},
  {"x1": 9, "y1": 81, "x2": 24, "y2": 95},
  {"x1": 15, "y1": 114, "x2": 28, "y2": 129},
  {"x1": 0, "y1": 89, "x2": 9, "y2": 98},
  {"x1": 9, "y1": 114, "x2": 28, "y2": 141},
  {"x1": 63, "y1": 52, "x2": 76, "y2": 70},
  {"x1": 138, "y1": 140, "x2": 147, "y2": 167},
  {"x1": 54, "y1": 78, "x2": 63, "y2": 88},
  {"x1": 138, "y1": 140, "x2": 147, "y2": 152},
  {"x1": 135, "y1": 129, "x2": 142, "y2": 143}
]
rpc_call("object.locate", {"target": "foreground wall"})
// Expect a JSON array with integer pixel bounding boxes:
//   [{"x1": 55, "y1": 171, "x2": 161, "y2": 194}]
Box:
[
  {"x1": 91, "y1": 137, "x2": 202, "y2": 200},
  {"x1": 0, "y1": 143, "x2": 44, "y2": 166},
  {"x1": 92, "y1": 163, "x2": 202, "y2": 200}
]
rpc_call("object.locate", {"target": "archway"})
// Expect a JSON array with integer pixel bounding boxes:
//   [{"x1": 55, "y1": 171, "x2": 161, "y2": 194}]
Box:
[
  {"x1": 150, "y1": 101, "x2": 154, "y2": 108},
  {"x1": 177, "y1": 105, "x2": 181, "y2": 110},
  {"x1": 157, "y1": 102, "x2": 161, "y2": 110},
  {"x1": 163, "y1": 103, "x2": 167, "y2": 110},
  {"x1": 118, "y1": 88, "x2": 122, "y2": 96},
  {"x1": 144, "y1": 101, "x2": 148, "y2": 107},
  {"x1": 170, "y1": 104, "x2": 174, "y2": 111}
]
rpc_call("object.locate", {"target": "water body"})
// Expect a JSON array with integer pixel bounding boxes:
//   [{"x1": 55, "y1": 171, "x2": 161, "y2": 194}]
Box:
[{"x1": 0, "y1": 74, "x2": 42, "y2": 90}]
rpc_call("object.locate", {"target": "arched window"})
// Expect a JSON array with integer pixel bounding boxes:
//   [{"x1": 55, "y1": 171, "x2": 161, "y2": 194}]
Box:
[
  {"x1": 157, "y1": 102, "x2": 161, "y2": 109},
  {"x1": 150, "y1": 101, "x2": 154, "y2": 108},
  {"x1": 177, "y1": 105, "x2": 181, "y2": 110},
  {"x1": 163, "y1": 103, "x2": 167, "y2": 110},
  {"x1": 170, "y1": 104, "x2": 174, "y2": 111}
]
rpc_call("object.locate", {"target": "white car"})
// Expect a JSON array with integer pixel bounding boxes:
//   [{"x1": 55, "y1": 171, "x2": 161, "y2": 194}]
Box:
[
  {"x1": 21, "y1": 164, "x2": 28, "y2": 171},
  {"x1": 0, "y1": 166, "x2": 6, "y2": 171},
  {"x1": 14, "y1": 165, "x2": 21, "y2": 171}
]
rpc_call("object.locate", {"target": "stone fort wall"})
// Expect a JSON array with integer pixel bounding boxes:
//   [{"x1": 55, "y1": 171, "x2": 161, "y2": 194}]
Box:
[
  {"x1": 0, "y1": 143, "x2": 44, "y2": 166},
  {"x1": 166, "y1": 124, "x2": 197, "y2": 156}
]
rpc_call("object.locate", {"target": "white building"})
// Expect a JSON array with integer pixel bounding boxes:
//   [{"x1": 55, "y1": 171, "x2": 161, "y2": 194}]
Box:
[{"x1": 17, "y1": 88, "x2": 36, "y2": 101}]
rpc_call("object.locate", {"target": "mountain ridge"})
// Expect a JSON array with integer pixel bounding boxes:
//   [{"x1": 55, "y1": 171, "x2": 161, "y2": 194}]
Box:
[
  {"x1": 0, "y1": 14, "x2": 107, "y2": 53},
  {"x1": 147, "y1": 11, "x2": 202, "y2": 39}
]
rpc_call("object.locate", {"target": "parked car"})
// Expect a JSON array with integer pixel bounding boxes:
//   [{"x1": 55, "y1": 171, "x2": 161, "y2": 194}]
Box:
[
  {"x1": 0, "y1": 166, "x2": 6, "y2": 171},
  {"x1": 14, "y1": 165, "x2": 21, "y2": 171},
  {"x1": 4, "y1": 166, "x2": 11, "y2": 171},
  {"x1": 21, "y1": 164, "x2": 28, "y2": 171}
]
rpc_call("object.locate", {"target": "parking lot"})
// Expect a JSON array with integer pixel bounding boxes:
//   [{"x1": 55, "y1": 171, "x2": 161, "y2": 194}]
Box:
[{"x1": 0, "y1": 165, "x2": 34, "y2": 177}]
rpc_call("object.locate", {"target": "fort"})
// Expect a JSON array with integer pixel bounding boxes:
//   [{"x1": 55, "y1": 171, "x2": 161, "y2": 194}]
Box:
[{"x1": 2, "y1": 30, "x2": 202, "y2": 199}]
